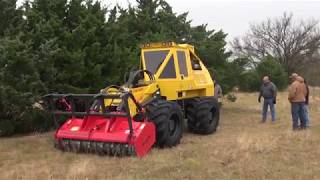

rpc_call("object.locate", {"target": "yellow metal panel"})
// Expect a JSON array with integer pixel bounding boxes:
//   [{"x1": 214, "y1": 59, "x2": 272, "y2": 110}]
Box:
[
  {"x1": 140, "y1": 42, "x2": 176, "y2": 49},
  {"x1": 130, "y1": 83, "x2": 158, "y2": 103}
]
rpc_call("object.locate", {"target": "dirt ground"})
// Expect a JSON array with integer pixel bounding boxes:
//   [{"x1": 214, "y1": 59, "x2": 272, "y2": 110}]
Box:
[{"x1": 1, "y1": 89, "x2": 320, "y2": 180}]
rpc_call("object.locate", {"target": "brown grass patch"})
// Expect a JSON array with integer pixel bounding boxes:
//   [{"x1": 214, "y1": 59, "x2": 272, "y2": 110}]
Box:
[{"x1": 1, "y1": 90, "x2": 320, "y2": 179}]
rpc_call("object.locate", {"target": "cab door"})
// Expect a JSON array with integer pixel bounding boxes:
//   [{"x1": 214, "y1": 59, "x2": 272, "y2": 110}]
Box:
[{"x1": 175, "y1": 49, "x2": 193, "y2": 99}]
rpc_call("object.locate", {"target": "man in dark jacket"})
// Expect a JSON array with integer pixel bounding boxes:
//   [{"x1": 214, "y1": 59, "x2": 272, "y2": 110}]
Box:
[{"x1": 258, "y1": 76, "x2": 277, "y2": 123}]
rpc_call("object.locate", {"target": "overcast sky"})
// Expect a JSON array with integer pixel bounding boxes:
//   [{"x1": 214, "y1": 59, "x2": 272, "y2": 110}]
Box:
[
  {"x1": 17, "y1": 0, "x2": 320, "y2": 42},
  {"x1": 105, "y1": 0, "x2": 320, "y2": 42}
]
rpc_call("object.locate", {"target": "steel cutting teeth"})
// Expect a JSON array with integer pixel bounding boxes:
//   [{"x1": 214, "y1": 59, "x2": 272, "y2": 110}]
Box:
[
  {"x1": 90, "y1": 141, "x2": 97, "y2": 153},
  {"x1": 82, "y1": 141, "x2": 91, "y2": 153},
  {"x1": 104, "y1": 143, "x2": 111, "y2": 155},
  {"x1": 55, "y1": 139, "x2": 136, "y2": 156},
  {"x1": 61, "y1": 139, "x2": 71, "y2": 151},
  {"x1": 96, "y1": 142, "x2": 104, "y2": 155},
  {"x1": 70, "y1": 140, "x2": 81, "y2": 152}
]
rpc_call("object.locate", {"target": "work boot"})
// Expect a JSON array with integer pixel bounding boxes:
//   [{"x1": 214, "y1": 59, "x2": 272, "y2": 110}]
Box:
[{"x1": 293, "y1": 126, "x2": 300, "y2": 131}]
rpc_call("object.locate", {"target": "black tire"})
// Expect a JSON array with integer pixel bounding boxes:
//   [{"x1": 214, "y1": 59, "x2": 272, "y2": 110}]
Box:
[
  {"x1": 186, "y1": 97, "x2": 220, "y2": 134},
  {"x1": 145, "y1": 99, "x2": 183, "y2": 147}
]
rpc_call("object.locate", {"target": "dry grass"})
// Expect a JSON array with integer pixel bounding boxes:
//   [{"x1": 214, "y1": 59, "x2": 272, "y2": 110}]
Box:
[{"x1": 1, "y1": 90, "x2": 320, "y2": 180}]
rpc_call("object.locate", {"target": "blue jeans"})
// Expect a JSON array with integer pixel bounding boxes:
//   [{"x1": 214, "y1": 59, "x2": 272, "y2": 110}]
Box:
[
  {"x1": 291, "y1": 102, "x2": 307, "y2": 129},
  {"x1": 302, "y1": 104, "x2": 310, "y2": 127},
  {"x1": 262, "y1": 98, "x2": 275, "y2": 122}
]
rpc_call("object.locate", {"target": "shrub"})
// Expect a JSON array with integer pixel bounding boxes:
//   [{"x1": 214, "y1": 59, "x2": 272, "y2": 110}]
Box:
[
  {"x1": 256, "y1": 56, "x2": 288, "y2": 91},
  {"x1": 226, "y1": 93, "x2": 237, "y2": 102},
  {"x1": 0, "y1": 120, "x2": 16, "y2": 136},
  {"x1": 239, "y1": 70, "x2": 261, "y2": 92},
  {"x1": 14, "y1": 110, "x2": 53, "y2": 134},
  {"x1": 239, "y1": 56, "x2": 288, "y2": 92},
  {"x1": 0, "y1": 37, "x2": 46, "y2": 136}
]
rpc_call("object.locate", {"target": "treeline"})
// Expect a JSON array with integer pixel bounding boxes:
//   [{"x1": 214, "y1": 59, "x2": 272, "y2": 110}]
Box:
[
  {"x1": 0, "y1": 0, "x2": 237, "y2": 136},
  {"x1": 232, "y1": 13, "x2": 320, "y2": 90}
]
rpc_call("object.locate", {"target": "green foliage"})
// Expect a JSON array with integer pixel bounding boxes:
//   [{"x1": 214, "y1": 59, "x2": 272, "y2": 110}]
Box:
[
  {"x1": 211, "y1": 57, "x2": 250, "y2": 93},
  {"x1": 239, "y1": 56, "x2": 288, "y2": 92},
  {"x1": 14, "y1": 109, "x2": 52, "y2": 134},
  {"x1": 22, "y1": 0, "x2": 110, "y2": 93},
  {"x1": 0, "y1": 0, "x2": 23, "y2": 37},
  {"x1": 0, "y1": 120, "x2": 15, "y2": 136},
  {"x1": 256, "y1": 56, "x2": 288, "y2": 90},
  {"x1": 0, "y1": 36, "x2": 49, "y2": 135},
  {"x1": 238, "y1": 70, "x2": 261, "y2": 92}
]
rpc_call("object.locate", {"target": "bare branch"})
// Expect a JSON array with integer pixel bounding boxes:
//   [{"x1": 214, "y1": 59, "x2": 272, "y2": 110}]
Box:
[{"x1": 231, "y1": 12, "x2": 320, "y2": 74}]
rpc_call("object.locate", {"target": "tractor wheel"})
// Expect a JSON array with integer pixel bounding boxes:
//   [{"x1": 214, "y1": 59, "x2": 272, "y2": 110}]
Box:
[
  {"x1": 145, "y1": 99, "x2": 183, "y2": 148},
  {"x1": 186, "y1": 97, "x2": 220, "y2": 134}
]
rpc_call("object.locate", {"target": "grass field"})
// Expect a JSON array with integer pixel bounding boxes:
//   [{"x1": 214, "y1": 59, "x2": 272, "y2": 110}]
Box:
[{"x1": 1, "y1": 89, "x2": 320, "y2": 180}]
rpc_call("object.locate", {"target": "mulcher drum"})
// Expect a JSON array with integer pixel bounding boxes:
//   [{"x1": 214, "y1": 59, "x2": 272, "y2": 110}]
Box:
[{"x1": 55, "y1": 139, "x2": 136, "y2": 156}]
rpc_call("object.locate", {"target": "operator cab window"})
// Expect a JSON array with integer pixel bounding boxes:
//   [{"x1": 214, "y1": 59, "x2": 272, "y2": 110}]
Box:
[
  {"x1": 190, "y1": 52, "x2": 202, "y2": 70},
  {"x1": 177, "y1": 51, "x2": 188, "y2": 77},
  {"x1": 144, "y1": 50, "x2": 169, "y2": 74},
  {"x1": 159, "y1": 55, "x2": 176, "y2": 79}
]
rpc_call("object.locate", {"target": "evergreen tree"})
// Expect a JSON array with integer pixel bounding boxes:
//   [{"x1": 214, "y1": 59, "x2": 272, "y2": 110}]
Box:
[
  {"x1": 0, "y1": 0, "x2": 22, "y2": 37},
  {"x1": 0, "y1": 36, "x2": 45, "y2": 135},
  {"x1": 23, "y1": 0, "x2": 110, "y2": 92}
]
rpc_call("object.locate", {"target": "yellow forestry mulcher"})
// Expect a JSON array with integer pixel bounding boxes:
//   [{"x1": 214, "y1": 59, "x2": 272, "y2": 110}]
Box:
[{"x1": 45, "y1": 42, "x2": 220, "y2": 157}]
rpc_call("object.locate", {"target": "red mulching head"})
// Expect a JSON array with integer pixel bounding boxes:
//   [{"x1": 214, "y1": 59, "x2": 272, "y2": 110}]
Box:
[{"x1": 55, "y1": 115, "x2": 155, "y2": 157}]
